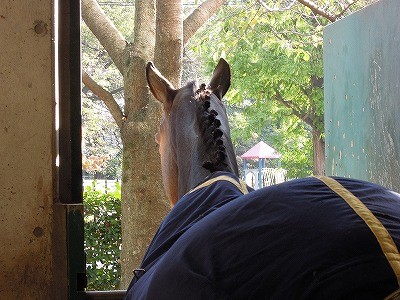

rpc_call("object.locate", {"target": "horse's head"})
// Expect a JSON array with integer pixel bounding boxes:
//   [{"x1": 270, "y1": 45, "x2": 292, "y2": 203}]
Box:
[{"x1": 146, "y1": 58, "x2": 239, "y2": 206}]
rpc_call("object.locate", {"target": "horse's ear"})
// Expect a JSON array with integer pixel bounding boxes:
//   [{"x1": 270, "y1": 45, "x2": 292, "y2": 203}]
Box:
[
  {"x1": 146, "y1": 62, "x2": 177, "y2": 110},
  {"x1": 208, "y1": 58, "x2": 231, "y2": 100}
]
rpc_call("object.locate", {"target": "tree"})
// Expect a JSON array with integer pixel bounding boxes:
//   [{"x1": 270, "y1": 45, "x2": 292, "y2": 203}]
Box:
[
  {"x1": 190, "y1": 0, "x2": 376, "y2": 176},
  {"x1": 81, "y1": 0, "x2": 228, "y2": 287}
]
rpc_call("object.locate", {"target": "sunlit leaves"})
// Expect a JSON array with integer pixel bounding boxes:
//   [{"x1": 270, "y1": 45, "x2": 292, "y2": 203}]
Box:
[{"x1": 187, "y1": 2, "x2": 326, "y2": 177}]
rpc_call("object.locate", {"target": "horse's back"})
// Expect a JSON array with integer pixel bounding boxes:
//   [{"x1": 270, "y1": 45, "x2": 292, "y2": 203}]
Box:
[{"x1": 127, "y1": 177, "x2": 400, "y2": 299}]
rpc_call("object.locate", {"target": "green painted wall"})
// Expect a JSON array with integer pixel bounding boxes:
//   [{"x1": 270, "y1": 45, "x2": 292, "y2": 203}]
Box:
[{"x1": 324, "y1": 0, "x2": 400, "y2": 192}]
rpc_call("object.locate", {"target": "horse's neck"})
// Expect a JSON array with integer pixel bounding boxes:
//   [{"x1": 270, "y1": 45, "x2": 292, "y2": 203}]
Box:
[
  {"x1": 177, "y1": 163, "x2": 209, "y2": 199},
  {"x1": 175, "y1": 143, "x2": 210, "y2": 198},
  {"x1": 175, "y1": 136, "x2": 239, "y2": 199}
]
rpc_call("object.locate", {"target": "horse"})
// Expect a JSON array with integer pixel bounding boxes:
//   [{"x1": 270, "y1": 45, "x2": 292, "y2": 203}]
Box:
[{"x1": 124, "y1": 59, "x2": 400, "y2": 299}]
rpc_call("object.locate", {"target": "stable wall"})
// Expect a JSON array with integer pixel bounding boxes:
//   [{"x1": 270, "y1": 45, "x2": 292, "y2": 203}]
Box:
[
  {"x1": 324, "y1": 0, "x2": 400, "y2": 192},
  {"x1": 0, "y1": 1, "x2": 67, "y2": 298}
]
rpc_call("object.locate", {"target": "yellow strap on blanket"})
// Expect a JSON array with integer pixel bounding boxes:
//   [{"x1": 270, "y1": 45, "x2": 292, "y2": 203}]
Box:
[
  {"x1": 314, "y1": 176, "x2": 400, "y2": 287},
  {"x1": 385, "y1": 289, "x2": 400, "y2": 300},
  {"x1": 187, "y1": 175, "x2": 249, "y2": 196}
]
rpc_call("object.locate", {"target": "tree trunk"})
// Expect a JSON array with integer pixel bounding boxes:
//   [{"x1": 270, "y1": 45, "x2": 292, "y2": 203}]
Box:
[
  {"x1": 119, "y1": 0, "x2": 167, "y2": 287},
  {"x1": 119, "y1": 100, "x2": 169, "y2": 288},
  {"x1": 183, "y1": 0, "x2": 228, "y2": 45},
  {"x1": 312, "y1": 128, "x2": 325, "y2": 175}
]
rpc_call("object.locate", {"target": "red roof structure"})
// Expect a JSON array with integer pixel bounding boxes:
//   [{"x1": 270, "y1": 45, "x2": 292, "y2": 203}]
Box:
[{"x1": 241, "y1": 141, "x2": 281, "y2": 159}]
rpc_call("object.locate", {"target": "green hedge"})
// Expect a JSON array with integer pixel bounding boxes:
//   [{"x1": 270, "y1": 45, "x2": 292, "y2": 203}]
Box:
[{"x1": 84, "y1": 184, "x2": 121, "y2": 290}]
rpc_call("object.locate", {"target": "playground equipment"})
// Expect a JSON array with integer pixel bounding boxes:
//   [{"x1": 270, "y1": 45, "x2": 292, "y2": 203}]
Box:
[{"x1": 241, "y1": 141, "x2": 286, "y2": 189}]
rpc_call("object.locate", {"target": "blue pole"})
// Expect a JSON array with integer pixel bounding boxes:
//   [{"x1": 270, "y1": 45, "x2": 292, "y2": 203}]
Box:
[{"x1": 258, "y1": 159, "x2": 262, "y2": 189}]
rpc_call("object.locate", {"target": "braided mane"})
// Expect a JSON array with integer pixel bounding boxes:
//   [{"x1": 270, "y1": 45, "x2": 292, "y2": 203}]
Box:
[{"x1": 194, "y1": 83, "x2": 228, "y2": 173}]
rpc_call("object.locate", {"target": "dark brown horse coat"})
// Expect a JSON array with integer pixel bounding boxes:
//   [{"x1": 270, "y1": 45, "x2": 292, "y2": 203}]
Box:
[{"x1": 125, "y1": 174, "x2": 400, "y2": 299}]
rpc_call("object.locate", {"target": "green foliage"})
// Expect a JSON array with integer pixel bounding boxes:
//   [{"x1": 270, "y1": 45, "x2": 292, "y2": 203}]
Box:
[
  {"x1": 227, "y1": 98, "x2": 313, "y2": 178},
  {"x1": 187, "y1": 1, "x2": 376, "y2": 177},
  {"x1": 84, "y1": 184, "x2": 122, "y2": 290},
  {"x1": 188, "y1": 3, "x2": 323, "y2": 176}
]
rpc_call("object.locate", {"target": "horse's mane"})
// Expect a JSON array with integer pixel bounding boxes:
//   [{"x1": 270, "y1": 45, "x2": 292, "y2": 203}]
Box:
[{"x1": 194, "y1": 83, "x2": 228, "y2": 173}]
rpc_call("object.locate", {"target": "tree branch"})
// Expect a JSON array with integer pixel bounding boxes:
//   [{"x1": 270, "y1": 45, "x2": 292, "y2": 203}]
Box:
[
  {"x1": 296, "y1": 0, "x2": 337, "y2": 22},
  {"x1": 335, "y1": 0, "x2": 360, "y2": 19},
  {"x1": 257, "y1": 0, "x2": 297, "y2": 12},
  {"x1": 82, "y1": 70, "x2": 125, "y2": 129},
  {"x1": 82, "y1": 0, "x2": 127, "y2": 73},
  {"x1": 258, "y1": 0, "x2": 360, "y2": 23},
  {"x1": 183, "y1": 0, "x2": 227, "y2": 46},
  {"x1": 121, "y1": 0, "x2": 156, "y2": 117},
  {"x1": 132, "y1": 0, "x2": 156, "y2": 61},
  {"x1": 273, "y1": 89, "x2": 315, "y2": 128}
]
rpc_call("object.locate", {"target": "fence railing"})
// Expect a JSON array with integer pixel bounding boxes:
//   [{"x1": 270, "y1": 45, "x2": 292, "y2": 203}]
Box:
[
  {"x1": 83, "y1": 179, "x2": 119, "y2": 193},
  {"x1": 244, "y1": 168, "x2": 287, "y2": 189}
]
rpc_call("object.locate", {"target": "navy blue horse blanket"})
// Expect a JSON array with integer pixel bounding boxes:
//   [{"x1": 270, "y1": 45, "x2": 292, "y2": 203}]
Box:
[{"x1": 125, "y1": 172, "x2": 400, "y2": 299}]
